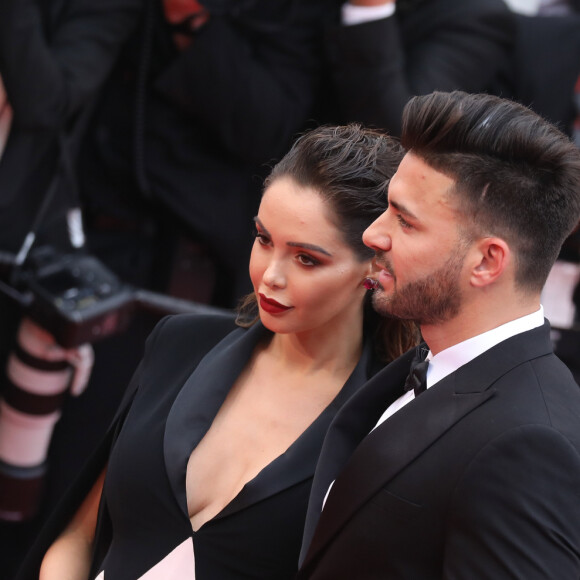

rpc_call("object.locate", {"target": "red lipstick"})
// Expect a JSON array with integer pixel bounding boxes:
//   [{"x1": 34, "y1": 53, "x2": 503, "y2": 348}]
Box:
[{"x1": 259, "y1": 294, "x2": 292, "y2": 315}]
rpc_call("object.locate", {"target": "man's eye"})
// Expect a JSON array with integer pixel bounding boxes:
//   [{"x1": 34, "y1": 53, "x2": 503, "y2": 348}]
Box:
[{"x1": 396, "y1": 214, "x2": 412, "y2": 229}]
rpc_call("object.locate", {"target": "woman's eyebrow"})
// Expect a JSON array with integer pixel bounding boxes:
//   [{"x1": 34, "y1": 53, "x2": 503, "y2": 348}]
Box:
[
  {"x1": 287, "y1": 241, "x2": 332, "y2": 256},
  {"x1": 254, "y1": 216, "x2": 332, "y2": 256},
  {"x1": 254, "y1": 216, "x2": 270, "y2": 237}
]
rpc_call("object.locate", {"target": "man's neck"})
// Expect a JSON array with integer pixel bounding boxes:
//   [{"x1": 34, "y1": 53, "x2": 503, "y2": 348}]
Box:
[{"x1": 421, "y1": 297, "x2": 541, "y2": 356}]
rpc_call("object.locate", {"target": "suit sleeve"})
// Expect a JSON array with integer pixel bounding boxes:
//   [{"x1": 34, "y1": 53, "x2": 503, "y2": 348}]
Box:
[
  {"x1": 443, "y1": 425, "x2": 580, "y2": 578},
  {"x1": 0, "y1": 0, "x2": 141, "y2": 130},
  {"x1": 154, "y1": 1, "x2": 329, "y2": 163},
  {"x1": 325, "y1": 2, "x2": 515, "y2": 135},
  {"x1": 12, "y1": 313, "x2": 169, "y2": 580}
]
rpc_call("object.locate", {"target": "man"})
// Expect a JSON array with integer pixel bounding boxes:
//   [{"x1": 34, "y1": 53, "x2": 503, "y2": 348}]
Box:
[
  {"x1": 298, "y1": 91, "x2": 580, "y2": 578},
  {"x1": 324, "y1": 0, "x2": 514, "y2": 135}
]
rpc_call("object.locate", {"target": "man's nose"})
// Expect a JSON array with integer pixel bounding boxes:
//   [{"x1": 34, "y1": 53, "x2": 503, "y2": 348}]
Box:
[{"x1": 363, "y1": 214, "x2": 392, "y2": 252}]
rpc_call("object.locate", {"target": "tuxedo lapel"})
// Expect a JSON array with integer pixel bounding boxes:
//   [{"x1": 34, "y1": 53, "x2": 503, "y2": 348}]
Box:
[
  {"x1": 300, "y1": 347, "x2": 416, "y2": 562},
  {"x1": 302, "y1": 375, "x2": 495, "y2": 566},
  {"x1": 301, "y1": 322, "x2": 555, "y2": 568}
]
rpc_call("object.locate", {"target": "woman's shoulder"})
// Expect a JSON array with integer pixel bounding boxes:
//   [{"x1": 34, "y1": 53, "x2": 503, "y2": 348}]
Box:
[{"x1": 148, "y1": 310, "x2": 238, "y2": 351}]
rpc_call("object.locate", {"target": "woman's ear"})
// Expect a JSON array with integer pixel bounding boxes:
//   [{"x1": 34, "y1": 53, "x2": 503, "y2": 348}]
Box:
[{"x1": 470, "y1": 237, "x2": 511, "y2": 288}]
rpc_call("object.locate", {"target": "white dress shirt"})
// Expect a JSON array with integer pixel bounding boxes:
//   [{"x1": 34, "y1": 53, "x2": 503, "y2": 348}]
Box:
[{"x1": 374, "y1": 306, "x2": 545, "y2": 429}]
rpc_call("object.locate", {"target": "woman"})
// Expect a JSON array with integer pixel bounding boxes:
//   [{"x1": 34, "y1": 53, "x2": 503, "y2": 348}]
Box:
[{"x1": 26, "y1": 125, "x2": 418, "y2": 580}]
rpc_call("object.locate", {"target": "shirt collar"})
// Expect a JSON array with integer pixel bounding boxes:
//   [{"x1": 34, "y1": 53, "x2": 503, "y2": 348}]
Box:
[{"x1": 426, "y1": 306, "x2": 545, "y2": 388}]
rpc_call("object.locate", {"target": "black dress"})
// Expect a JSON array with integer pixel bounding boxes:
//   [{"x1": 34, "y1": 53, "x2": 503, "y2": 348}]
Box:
[{"x1": 17, "y1": 312, "x2": 382, "y2": 579}]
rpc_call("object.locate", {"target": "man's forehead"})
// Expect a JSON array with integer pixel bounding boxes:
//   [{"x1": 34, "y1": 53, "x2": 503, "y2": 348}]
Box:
[{"x1": 389, "y1": 154, "x2": 457, "y2": 207}]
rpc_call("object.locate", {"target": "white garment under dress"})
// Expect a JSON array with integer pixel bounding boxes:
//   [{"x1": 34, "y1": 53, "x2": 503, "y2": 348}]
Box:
[{"x1": 95, "y1": 538, "x2": 196, "y2": 580}]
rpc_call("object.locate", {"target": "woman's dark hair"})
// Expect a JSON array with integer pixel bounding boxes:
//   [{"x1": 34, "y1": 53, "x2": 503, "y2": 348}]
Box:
[{"x1": 237, "y1": 124, "x2": 420, "y2": 362}]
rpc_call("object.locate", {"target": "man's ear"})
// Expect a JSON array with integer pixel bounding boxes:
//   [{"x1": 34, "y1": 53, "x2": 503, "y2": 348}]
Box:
[{"x1": 470, "y1": 237, "x2": 510, "y2": 288}]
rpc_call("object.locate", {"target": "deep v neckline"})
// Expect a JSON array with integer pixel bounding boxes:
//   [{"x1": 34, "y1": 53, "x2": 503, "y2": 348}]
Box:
[{"x1": 163, "y1": 322, "x2": 376, "y2": 532}]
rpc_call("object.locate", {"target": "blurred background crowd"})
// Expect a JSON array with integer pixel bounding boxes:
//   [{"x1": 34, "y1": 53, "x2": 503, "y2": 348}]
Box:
[{"x1": 0, "y1": 0, "x2": 579, "y2": 576}]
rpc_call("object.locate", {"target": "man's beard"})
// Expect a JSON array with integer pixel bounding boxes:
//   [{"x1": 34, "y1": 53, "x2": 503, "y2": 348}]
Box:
[{"x1": 372, "y1": 251, "x2": 465, "y2": 326}]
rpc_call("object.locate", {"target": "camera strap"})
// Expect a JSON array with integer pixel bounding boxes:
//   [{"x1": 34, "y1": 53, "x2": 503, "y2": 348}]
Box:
[{"x1": 13, "y1": 132, "x2": 85, "y2": 271}]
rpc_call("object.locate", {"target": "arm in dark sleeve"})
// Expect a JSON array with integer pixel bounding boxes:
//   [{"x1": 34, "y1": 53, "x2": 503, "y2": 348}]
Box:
[
  {"x1": 444, "y1": 425, "x2": 580, "y2": 578},
  {"x1": 326, "y1": 2, "x2": 515, "y2": 135},
  {"x1": 0, "y1": 0, "x2": 141, "y2": 130},
  {"x1": 154, "y1": 1, "x2": 329, "y2": 162},
  {"x1": 12, "y1": 312, "x2": 167, "y2": 580}
]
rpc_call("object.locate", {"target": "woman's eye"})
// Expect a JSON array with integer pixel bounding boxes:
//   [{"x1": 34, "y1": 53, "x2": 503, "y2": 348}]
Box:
[
  {"x1": 297, "y1": 254, "x2": 319, "y2": 267},
  {"x1": 255, "y1": 231, "x2": 271, "y2": 245}
]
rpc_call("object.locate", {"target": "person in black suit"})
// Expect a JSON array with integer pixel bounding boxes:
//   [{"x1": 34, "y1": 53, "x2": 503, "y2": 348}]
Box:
[
  {"x1": 324, "y1": 0, "x2": 515, "y2": 136},
  {"x1": 298, "y1": 91, "x2": 580, "y2": 579},
  {"x1": 0, "y1": 2, "x2": 140, "y2": 577},
  {"x1": 78, "y1": 0, "x2": 334, "y2": 309},
  {"x1": 0, "y1": 0, "x2": 140, "y2": 257},
  {"x1": 17, "y1": 125, "x2": 419, "y2": 580}
]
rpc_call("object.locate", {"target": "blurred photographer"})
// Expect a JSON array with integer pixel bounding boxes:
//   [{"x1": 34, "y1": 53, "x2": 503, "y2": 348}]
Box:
[
  {"x1": 0, "y1": 0, "x2": 140, "y2": 575},
  {"x1": 78, "y1": 0, "x2": 333, "y2": 309},
  {"x1": 324, "y1": 0, "x2": 515, "y2": 136}
]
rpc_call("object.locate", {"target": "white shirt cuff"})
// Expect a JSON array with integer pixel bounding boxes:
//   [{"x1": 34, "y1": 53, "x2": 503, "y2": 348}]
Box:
[{"x1": 341, "y1": 3, "x2": 396, "y2": 26}]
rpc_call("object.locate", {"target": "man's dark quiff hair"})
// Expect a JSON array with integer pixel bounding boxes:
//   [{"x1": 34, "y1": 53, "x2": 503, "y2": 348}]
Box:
[{"x1": 400, "y1": 90, "x2": 580, "y2": 292}]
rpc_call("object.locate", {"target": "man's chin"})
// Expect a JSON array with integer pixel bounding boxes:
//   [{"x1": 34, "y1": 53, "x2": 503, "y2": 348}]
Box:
[{"x1": 372, "y1": 291, "x2": 397, "y2": 317}]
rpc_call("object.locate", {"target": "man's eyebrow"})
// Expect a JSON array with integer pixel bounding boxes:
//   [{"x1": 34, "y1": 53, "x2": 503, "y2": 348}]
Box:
[
  {"x1": 254, "y1": 216, "x2": 332, "y2": 257},
  {"x1": 389, "y1": 199, "x2": 419, "y2": 220}
]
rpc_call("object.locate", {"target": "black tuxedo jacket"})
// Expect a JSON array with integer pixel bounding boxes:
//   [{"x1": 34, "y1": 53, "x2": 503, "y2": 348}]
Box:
[
  {"x1": 78, "y1": 0, "x2": 333, "y2": 301},
  {"x1": 16, "y1": 312, "x2": 383, "y2": 579},
  {"x1": 503, "y1": 13, "x2": 580, "y2": 137},
  {"x1": 324, "y1": 0, "x2": 515, "y2": 135},
  {"x1": 298, "y1": 321, "x2": 580, "y2": 579},
  {"x1": 0, "y1": 0, "x2": 140, "y2": 252}
]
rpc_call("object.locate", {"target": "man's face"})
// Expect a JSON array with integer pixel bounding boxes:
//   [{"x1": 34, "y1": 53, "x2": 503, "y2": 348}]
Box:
[{"x1": 362, "y1": 152, "x2": 470, "y2": 326}]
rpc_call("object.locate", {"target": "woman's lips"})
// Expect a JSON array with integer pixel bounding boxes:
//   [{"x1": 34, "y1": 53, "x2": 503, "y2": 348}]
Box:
[{"x1": 259, "y1": 294, "x2": 292, "y2": 314}]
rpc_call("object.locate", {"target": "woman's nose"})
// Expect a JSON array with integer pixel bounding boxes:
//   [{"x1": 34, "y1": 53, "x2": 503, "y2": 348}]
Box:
[{"x1": 262, "y1": 259, "x2": 286, "y2": 289}]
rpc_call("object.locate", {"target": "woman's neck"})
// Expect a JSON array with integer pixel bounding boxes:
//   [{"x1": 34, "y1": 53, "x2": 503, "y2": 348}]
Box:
[{"x1": 265, "y1": 319, "x2": 365, "y2": 376}]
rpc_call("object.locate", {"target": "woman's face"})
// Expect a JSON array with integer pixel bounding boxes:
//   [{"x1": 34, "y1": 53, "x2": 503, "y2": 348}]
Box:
[{"x1": 249, "y1": 177, "x2": 370, "y2": 337}]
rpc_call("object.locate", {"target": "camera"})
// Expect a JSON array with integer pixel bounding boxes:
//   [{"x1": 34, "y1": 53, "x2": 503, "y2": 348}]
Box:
[
  {"x1": 0, "y1": 245, "x2": 225, "y2": 520},
  {"x1": 1, "y1": 245, "x2": 223, "y2": 348},
  {"x1": 10, "y1": 246, "x2": 135, "y2": 348}
]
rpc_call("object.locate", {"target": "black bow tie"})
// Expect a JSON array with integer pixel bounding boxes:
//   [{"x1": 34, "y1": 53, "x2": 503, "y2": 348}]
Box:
[{"x1": 403, "y1": 347, "x2": 429, "y2": 397}]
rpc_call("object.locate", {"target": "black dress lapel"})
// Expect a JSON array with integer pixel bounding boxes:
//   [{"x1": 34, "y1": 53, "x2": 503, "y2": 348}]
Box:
[
  {"x1": 163, "y1": 323, "x2": 269, "y2": 514},
  {"x1": 216, "y1": 338, "x2": 379, "y2": 519}
]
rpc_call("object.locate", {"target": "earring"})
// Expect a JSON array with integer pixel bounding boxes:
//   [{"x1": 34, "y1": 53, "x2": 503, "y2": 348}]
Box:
[{"x1": 363, "y1": 277, "x2": 379, "y2": 290}]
